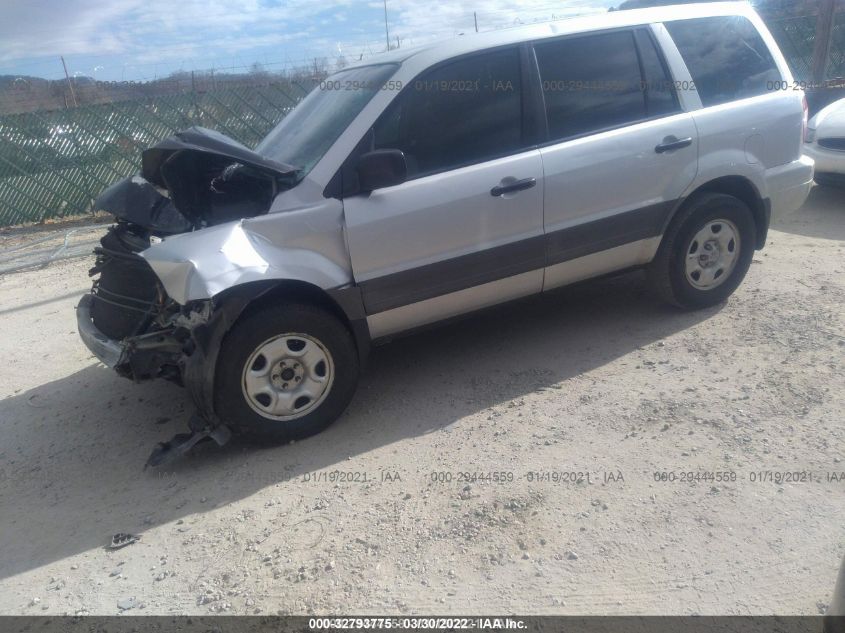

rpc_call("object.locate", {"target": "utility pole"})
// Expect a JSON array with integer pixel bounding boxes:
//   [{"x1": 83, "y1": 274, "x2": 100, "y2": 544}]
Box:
[
  {"x1": 383, "y1": 0, "x2": 390, "y2": 50},
  {"x1": 474, "y1": 11, "x2": 479, "y2": 33},
  {"x1": 811, "y1": 0, "x2": 837, "y2": 86},
  {"x1": 60, "y1": 56, "x2": 78, "y2": 107}
]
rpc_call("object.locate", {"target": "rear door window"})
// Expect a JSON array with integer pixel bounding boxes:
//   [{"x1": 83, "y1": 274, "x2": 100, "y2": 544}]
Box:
[
  {"x1": 534, "y1": 30, "x2": 649, "y2": 142},
  {"x1": 665, "y1": 16, "x2": 781, "y2": 107}
]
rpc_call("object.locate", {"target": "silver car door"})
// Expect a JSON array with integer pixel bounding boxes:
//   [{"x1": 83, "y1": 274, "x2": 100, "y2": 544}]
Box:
[
  {"x1": 343, "y1": 46, "x2": 545, "y2": 339},
  {"x1": 534, "y1": 28, "x2": 699, "y2": 290}
]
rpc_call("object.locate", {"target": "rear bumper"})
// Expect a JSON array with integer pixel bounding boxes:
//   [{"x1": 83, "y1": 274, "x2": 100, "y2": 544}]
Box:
[
  {"x1": 766, "y1": 154, "x2": 814, "y2": 219},
  {"x1": 75, "y1": 294, "x2": 127, "y2": 368}
]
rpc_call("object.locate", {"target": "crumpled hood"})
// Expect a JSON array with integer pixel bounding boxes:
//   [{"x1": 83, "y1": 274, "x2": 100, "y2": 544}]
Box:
[
  {"x1": 94, "y1": 175, "x2": 192, "y2": 234},
  {"x1": 141, "y1": 126, "x2": 298, "y2": 188},
  {"x1": 95, "y1": 127, "x2": 298, "y2": 232}
]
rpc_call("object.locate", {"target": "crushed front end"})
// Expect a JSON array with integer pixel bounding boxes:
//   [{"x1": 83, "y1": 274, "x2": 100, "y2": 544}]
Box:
[
  {"x1": 76, "y1": 126, "x2": 300, "y2": 465},
  {"x1": 78, "y1": 221, "x2": 211, "y2": 383},
  {"x1": 76, "y1": 220, "x2": 230, "y2": 467}
]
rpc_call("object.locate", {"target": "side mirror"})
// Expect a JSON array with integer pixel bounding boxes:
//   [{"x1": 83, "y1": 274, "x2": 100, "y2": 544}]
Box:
[{"x1": 356, "y1": 149, "x2": 407, "y2": 193}]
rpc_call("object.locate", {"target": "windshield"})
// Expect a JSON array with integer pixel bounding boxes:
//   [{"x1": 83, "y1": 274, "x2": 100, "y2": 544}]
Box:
[{"x1": 256, "y1": 63, "x2": 399, "y2": 176}]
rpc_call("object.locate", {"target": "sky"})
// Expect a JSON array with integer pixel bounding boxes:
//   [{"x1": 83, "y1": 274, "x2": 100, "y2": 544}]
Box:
[{"x1": 0, "y1": 0, "x2": 617, "y2": 82}]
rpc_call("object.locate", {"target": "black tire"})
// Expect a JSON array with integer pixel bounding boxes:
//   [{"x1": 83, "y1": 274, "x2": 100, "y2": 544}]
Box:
[
  {"x1": 649, "y1": 193, "x2": 756, "y2": 310},
  {"x1": 214, "y1": 303, "x2": 359, "y2": 443}
]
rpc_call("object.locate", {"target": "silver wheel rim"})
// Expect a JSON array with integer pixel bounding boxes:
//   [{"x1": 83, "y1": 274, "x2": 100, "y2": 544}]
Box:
[
  {"x1": 684, "y1": 218, "x2": 741, "y2": 290},
  {"x1": 241, "y1": 333, "x2": 334, "y2": 421}
]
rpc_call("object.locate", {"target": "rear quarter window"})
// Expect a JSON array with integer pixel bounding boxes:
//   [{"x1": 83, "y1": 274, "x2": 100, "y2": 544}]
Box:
[{"x1": 665, "y1": 16, "x2": 781, "y2": 107}]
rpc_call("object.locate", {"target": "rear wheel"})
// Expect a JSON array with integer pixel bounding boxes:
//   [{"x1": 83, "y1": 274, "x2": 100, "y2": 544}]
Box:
[
  {"x1": 214, "y1": 303, "x2": 359, "y2": 443},
  {"x1": 649, "y1": 193, "x2": 756, "y2": 309}
]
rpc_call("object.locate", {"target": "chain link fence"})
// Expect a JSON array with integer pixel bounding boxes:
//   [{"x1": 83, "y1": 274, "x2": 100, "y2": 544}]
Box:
[
  {"x1": 829, "y1": 9, "x2": 845, "y2": 78},
  {"x1": 765, "y1": 10, "x2": 845, "y2": 116},
  {"x1": 766, "y1": 11, "x2": 845, "y2": 81},
  {"x1": 767, "y1": 14, "x2": 818, "y2": 81},
  {"x1": 0, "y1": 80, "x2": 315, "y2": 227}
]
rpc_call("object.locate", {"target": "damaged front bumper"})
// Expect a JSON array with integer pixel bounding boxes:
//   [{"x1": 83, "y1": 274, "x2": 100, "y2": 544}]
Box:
[
  {"x1": 76, "y1": 292, "x2": 187, "y2": 379},
  {"x1": 77, "y1": 289, "x2": 237, "y2": 466},
  {"x1": 76, "y1": 294, "x2": 127, "y2": 368},
  {"x1": 79, "y1": 277, "x2": 261, "y2": 408}
]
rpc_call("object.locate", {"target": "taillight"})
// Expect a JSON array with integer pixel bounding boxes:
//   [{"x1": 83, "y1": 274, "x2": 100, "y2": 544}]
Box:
[{"x1": 802, "y1": 95, "x2": 810, "y2": 143}]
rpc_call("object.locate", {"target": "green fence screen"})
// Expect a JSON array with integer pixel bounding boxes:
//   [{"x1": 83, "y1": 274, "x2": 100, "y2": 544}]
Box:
[
  {"x1": 766, "y1": 11, "x2": 845, "y2": 81},
  {"x1": 0, "y1": 80, "x2": 314, "y2": 227}
]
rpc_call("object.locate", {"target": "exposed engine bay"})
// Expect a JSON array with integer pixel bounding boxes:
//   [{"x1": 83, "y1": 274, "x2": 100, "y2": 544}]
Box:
[
  {"x1": 96, "y1": 126, "x2": 299, "y2": 234},
  {"x1": 89, "y1": 223, "x2": 210, "y2": 383}
]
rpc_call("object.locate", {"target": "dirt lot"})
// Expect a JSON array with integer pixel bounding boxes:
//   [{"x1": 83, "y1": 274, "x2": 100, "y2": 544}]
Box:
[{"x1": 0, "y1": 187, "x2": 843, "y2": 616}]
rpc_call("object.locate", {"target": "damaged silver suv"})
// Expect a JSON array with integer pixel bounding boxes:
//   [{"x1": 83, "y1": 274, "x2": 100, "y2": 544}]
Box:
[{"x1": 77, "y1": 3, "x2": 813, "y2": 459}]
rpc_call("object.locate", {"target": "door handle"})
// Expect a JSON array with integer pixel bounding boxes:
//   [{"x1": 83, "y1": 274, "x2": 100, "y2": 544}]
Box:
[
  {"x1": 491, "y1": 177, "x2": 536, "y2": 197},
  {"x1": 655, "y1": 136, "x2": 693, "y2": 153}
]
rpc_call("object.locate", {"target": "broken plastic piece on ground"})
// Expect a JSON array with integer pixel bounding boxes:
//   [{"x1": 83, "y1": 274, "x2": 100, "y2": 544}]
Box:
[
  {"x1": 107, "y1": 533, "x2": 140, "y2": 550},
  {"x1": 144, "y1": 421, "x2": 232, "y2": 469}
]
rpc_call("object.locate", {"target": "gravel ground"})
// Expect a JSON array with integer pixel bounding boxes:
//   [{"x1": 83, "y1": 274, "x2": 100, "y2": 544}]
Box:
[{"x1": 0, "y1": 186, "x2": 843, "y2": 616}]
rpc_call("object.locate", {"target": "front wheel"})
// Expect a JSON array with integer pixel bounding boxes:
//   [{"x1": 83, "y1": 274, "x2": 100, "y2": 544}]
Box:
[
  {"x1": 214, "y1": 303, "x2": 359, "y2": 443},
  {"x1": 649, "y1": 193, "x2": 756, "y2": 310}
]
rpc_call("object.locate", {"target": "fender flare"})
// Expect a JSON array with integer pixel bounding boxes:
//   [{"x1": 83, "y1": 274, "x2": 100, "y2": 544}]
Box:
[{"x1": 663, "y1": 176, "x2": 770, "y2": 251}]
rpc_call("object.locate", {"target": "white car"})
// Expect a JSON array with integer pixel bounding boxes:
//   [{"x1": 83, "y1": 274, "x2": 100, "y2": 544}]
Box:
[{"x1": 805, "y1": 97, "x2": 845, "y2": 187}]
